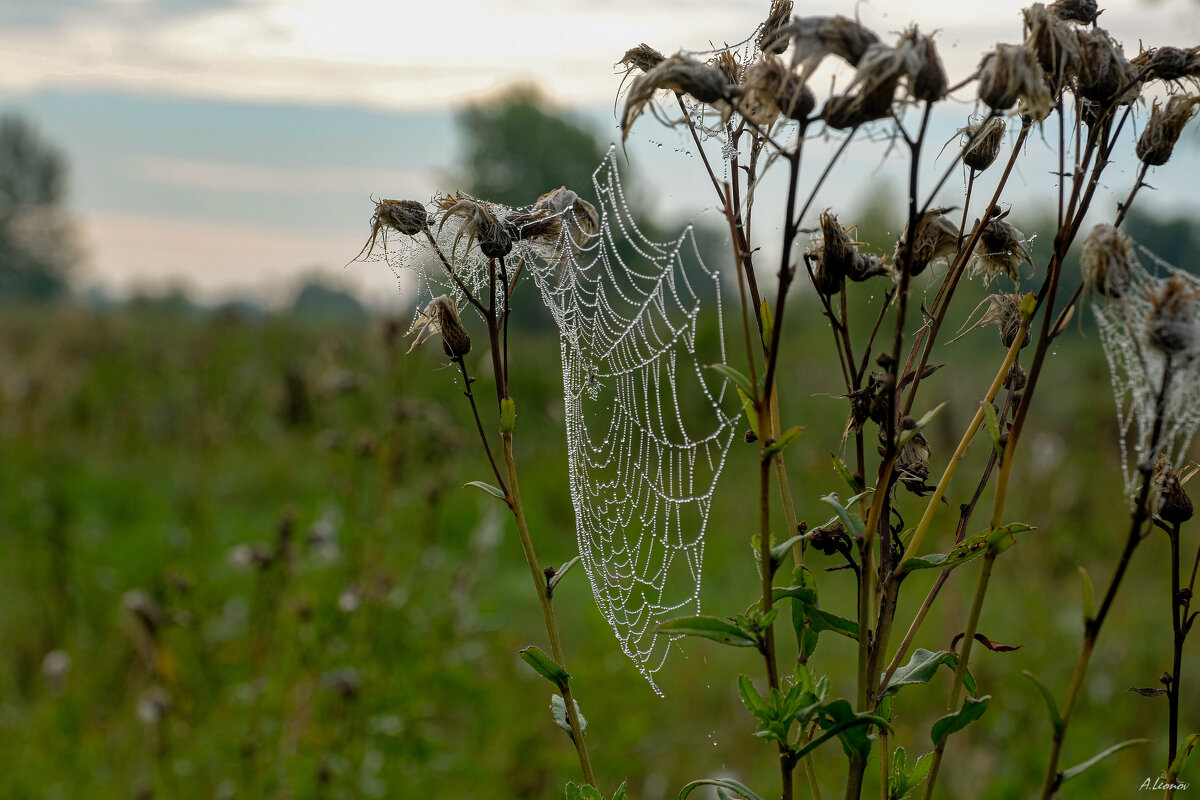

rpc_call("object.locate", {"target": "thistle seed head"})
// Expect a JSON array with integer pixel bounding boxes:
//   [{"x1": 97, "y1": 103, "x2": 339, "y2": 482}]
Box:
[
  {"x1": 769, "y1": 16, "x2": 881, "y2": 75},
  {"x1": 1074, "y1": 27, "x2": 1140, "y2": 107},
  {"x1": 618, "y1": 44, "x2": 666, "y2": 75},
  {"x1": 1048, "y1": 0, "x2": 1099, "y2": 24},
  {"x1": 978, "y1": 44, "x2": 1053, "y2": 120},
  {"x1": 1160, "y1": 474, "x2": 1195, "y2": 523},
  {"x1": 758, "y1": 0, "x2": 794, "y2": 55},
  {"x1": 1146, "y1": 275, "x2": 1200, "y2": 356},
  {"x1": 847, "y1": 252, "x2": 891, "y2": 282},
  {"x1": 961, "y1": 116, "x2": 1008, "y2": 171},
  {"x1": 952, "y1": 293, "x2": 1028, "y2": 348},
  {"x1": 809, "y1": 210, "x2": 858, "y2": 294},
  {"x1": 620, "y1": 54, "x2": 736, "y2": 141},
  {"x1": 901, "y1": 26, "x2": 948, "y2": 102},
  {"x1": 1132, "y1": 46, "x2": 1200, "y2": 83},
  {"x1": 1136, "y1": 95, "x2": 1200, "y2": 166},
  {"x1": 349, "y1": 199, "x2": 428, "y2": 265},
  {"x1": 1023, "y1": 3, "x2": 1082, "y2": 91},
  {"x1": 741, "y1": 57, "x2": 815, "y2": 124},
  {"x1": 408, "y1": 295, "x2": 472, "y2": 358},
  {"x1": 1080, "y1": 223, "x2": 1133, "y2": 299},
  {"x1": 820, "y1": 92, "x2": 890, "y2": 129},
  {"x1": 897, "y1": 208, "x2": 960, "y2": 276},
  {"x1": 713, "y1": 51, "x2": 743, "y2": 86},
  {"x1": 434, "y1": 192, "x2": 513, "y2": 260},
  {"x1": 969, "y1": 209, "x2": 1031, "y2": 284},
  {"x1": 533, "y1": 187, "x2": 600, "y2": 243}
]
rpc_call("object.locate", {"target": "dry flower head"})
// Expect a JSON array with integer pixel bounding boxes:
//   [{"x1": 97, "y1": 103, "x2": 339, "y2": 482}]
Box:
[
  {"x1": 435, "y1": 192, "x2": 515, "y2": 260},
  {"x1": 767, "y1": 15, "x2": 880, "y2": 77},
  {"x1": 897, "y1": 207, "x2": 960, "y2": 276},
  {"x1": 348, "y1": 199, "x2": 427, "y2": 265},
  {"x1": 1136, "y1": 94, "x2": 1200, "y2": 166},
  {"x1": 969, "y1": 208, "x2": 1031, "y2": 284},
  {"x1": 1048, "y1": 0, "x2": 1099, "y2": 24},
  {"x1": 952, "y1": 292, "x2": 1028, "y2": 348},
  {"x1": 758, "y1": 0, "x2": 794, "y2": 55},
  {"x1": 1080, "y1": 223, "x2": 1133, "y2": 299},
  {"x1": 620, "y1": 54, "x2": 736, "y2": 142},
  {"x1": 960, "y1": 116, "x2": 1008, "y2": 171},
  {"x1": 741, "y1": 56, "x2": 815, "y2": 125},
  {"x1": 408, "y1": 294, "x2": 472, "y2": 357},
  {"x1": 978, "y1": 43, "x2": 1053, "y2": 121},
  {"x1": 1146, "y1": 274, "x2": 1200, "y2": 356},
  {"x1": 1132, "y1": 46, "x2": 1200, "y2": 84}
]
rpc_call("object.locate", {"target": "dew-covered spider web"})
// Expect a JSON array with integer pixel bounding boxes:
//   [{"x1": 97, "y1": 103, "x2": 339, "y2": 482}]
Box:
[
  {"x1": 525, "y1": 149, "x2": 740, "y2": 693},
  {"x1": 365, "y1": 149, "x2": 740, "y2": 692},
  {"x1": 1092, "y1": 242, "x2": 1200, "y2": 499}
]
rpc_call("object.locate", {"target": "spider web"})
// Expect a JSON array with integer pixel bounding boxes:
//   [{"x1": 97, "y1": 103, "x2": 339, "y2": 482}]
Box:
[
  {"x1": 1092, "y1": 243, "x2": 1200, "y2": 499},
  {"x1": 369, "y1": 150, "x2": 740, "y2": 693},
  {"x1": 525, "y1": 149, "x2": 739, "y2": 693}
]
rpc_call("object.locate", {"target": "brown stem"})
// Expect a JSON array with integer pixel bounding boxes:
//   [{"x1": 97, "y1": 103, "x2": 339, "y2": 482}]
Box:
[{"x1": 453, "y1": 357, "x2": 509, "y2": 497}]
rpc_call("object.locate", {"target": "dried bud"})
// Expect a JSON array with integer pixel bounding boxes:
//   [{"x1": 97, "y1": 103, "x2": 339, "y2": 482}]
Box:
[
  {"x1": 969, "y1": 209, "x2": 1031, "y2": 284},
  {"x1": 902, "y1": 27, "x2": 948, "y2": 102},
  {"x1": 479, "y1": 220, "x2": 515, "y2": 259},
  {"x1": 1048, "y1": 0, "x2": 1098, "y2": 24},
  {"x1": 758, "y1": 0, "x2": 794, "y2": 55},
  {"x1": 434, "y1": 192, "x2": 513, "y2": 261},
  {"x1": 978, "y1": 44, "x2": 1052, "y2": 121},
  {"x1": 896, "y1": 428, "x2": 932, "y2": 492},
  {"x1": 1136, "y1": 95, "x2": 1200, "y2": 166},
  {"x1": 961, "y1": 116, "x2": 1008, "y2": 172},
  {"x1": 348, "y1": 199, "x2": 428, "y2": 264},
  {"x1": 809, "y1": 210, "x2": 858, "y2": 294},
  {"x1": 1005, "y1": 362, "x2": 1028, "y2": 392},
  {"x1": 767, "y1": 15, "x2": 880, "y2": 76},
  {"x1": 896, "y1": 208, "x2": 960, "y2": 277},
  {"x1": 1160, "y1": 476, "x2": 1194, "y2": 524},
  {"x1": 821, "y1": 92, "x2": 890, "y2": 129},
  {"x1": 713, "y1": 51, "x2": 742, "y2": 86},
  {"x1": 408, "y1": 295, "x2": 472, "y2": 358},
  {"x1": 1132, "y1": 46, "x2": 1200, "y2": 83},
  {"x1": 1080, "y1": 224, "x2": 1133, "y2": 299},
  {"x1": 1074, "y1": 27, "x2": 1140, "y2": 107},
  {"x1": 1023, "y1": 4, "x2": 1081, "y2": 91},
  {"x1": 1146, "y1": 275, "x2": 1200, "y2": 356}
]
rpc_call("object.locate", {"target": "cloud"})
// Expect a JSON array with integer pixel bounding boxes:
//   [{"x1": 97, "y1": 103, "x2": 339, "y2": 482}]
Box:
[{"x1": 131, "y1": 155, "x2": 440, "y2": 197}]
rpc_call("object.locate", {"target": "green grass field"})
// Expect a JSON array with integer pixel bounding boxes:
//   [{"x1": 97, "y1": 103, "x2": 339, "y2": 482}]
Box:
[{"x1": 0, "y1": 299, "x2": 1193, "y2": 799}]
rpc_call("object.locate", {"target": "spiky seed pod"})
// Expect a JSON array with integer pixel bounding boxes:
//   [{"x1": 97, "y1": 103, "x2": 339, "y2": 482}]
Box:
[
  {"x1": 408, "y1": 295, "x2": 471, "y2": 357},
  {"x1": 1023, "y1": 3, "x2": 1081, "y2": 91},
  {"x1": 1074, "y1": 27, "x2": 1140, "y2": 107},
  {"x1": 349, "y1": 199, "x2": 428, "y2": 264},
  {"x1": 1132, "y1": 46, "x2": 1200, "y2": 83},
  {"x1": 768, "y1": 15, "x2": 881, "y2": 74},
  {"x1": 1146, "y1": 275, "x2": 1200, "y2": 356},
  {"x1": 978, "y1": 44, "x2": 1053, "y2": 120},
  {"x1": 758, "y1": 0, "x2": 794, "y2": 55},
  {"x1": 1048, "y1": 0, "x2": 1099, "y2": 24},
  {"x1": 433, "y1": 191, "x2": 511, "y2": 260},
  {"x1": 969, "y1": 210, "x2": 1031, "y2": 284},
  {"x1": 847, "y1": 252, "x2": 890, "y2": 282},
  {"x1": 713, "y1": 51, "x2": 742, "y2": 86},
  {"x1": 741, "y1": 57, "x2": 814, "y2": 124},
  {"x1": 618, "y1": 44, "x2": 665, "y2": 75},
  {"x1": 897, "y1": 208, "x2": 960, "y2": 276},
  {"x1": 961, "y1": 116, "x2": 1008, "y2": 171},
  {"x1": 1136, "y1": 95, "x2": 1200, "y2": 166},
  {"x1": 810, "y1": 210, "x2": 857, "y2": 294},
  {"x1": 620, "y1": 55, "x2": 735, "y2": 141},
  {"x1": 1080, "y1": 223, "x2": 1133, "y2": 299},
  {"x1": 902, "y1": 26, "x2": 948, "y2": 102},
  {"x1": 953, "y1": 293, "x2": 1028, "y2": 348}
]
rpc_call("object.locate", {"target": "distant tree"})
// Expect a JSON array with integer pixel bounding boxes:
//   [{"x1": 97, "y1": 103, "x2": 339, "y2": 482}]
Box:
[
  {"x1": 291, "y1": 279, "x2": 368, "y2": 322},
  {"x1": 457, "y1": 86, "x2": 609, "y2": 208},
  {"x1": 0, "y1": 114, "x2": 80, "y2": 300}
]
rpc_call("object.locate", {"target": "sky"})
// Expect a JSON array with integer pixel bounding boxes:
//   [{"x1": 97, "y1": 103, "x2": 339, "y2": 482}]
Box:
[{"x1": 0, "y1": 0, "x2": 1199, "y2": 307}]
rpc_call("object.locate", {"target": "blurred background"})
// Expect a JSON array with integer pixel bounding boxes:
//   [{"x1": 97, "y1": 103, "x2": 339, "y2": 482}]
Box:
[{"x1": 1, "y1": 0, "x2": 1200, "y2": 798}]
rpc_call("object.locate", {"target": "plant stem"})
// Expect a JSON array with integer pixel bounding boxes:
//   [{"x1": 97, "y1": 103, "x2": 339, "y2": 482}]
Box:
[
  {"x1": 453, "y1": 356, "x2": 509, "y2": 497},
  {"x1": 501, "y1": 432, "x2": 596, "y2": 786},
  {"x1": 1168, "y1": 519, "x2": 1183, "y2": 767}
]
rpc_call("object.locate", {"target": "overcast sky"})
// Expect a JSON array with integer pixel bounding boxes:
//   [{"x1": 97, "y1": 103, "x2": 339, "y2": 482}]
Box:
[{"x1": 1, "y1": 0, "x2": 1198, "y2": 304}]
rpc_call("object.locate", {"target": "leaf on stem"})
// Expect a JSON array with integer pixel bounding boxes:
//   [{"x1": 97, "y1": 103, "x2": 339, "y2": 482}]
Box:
[
  {"x1": 1059, "y1": 738, "x2": 1150, "y2": 782},
  {"x1": 883, "y1": 649, "x2": 977, "y2": 698},
  {"x1": 736, "y1": 386, "x2": 759, "y2": 438},
  {"x1": 706, "y1": 363, "x2": 756, "y2": 398},
  {"x1": 898, "y1": 530, "x2": 990, "y2": 574},
  {"x1": 1127, "y1": 686, "x2": 1168, "y2": 697},
  {"x1": 464, "y1": 480, "x2": 508, "y2": 501},
  {"x1": 519, "y1": 645, "x2": 569, "y2": 690},
  {"x1": 950, "y1": 632, "x2": 1021, "y2": 653},
  {"x1": 889, "y1": 746, "x2": 933, "y2": 800},
  {"x1": 986, "y1": 522, "x2": 1034, "y2": 555},
  {"x1": 897, "y1": 402, "x2": 948, "y2": 448},
  {"x1": 1168, "y1": 732, "x2": 1200, "y2": 780},
  {"x1": 1022, "y1": 670, "x2": 1063, "y2": 735},
  {"x1": 815, "y1": 699, "x2": 892, "y2": 762},
  {"x1": 679, "y1": 778, "x2": 768, "y2": 800},
  {"x1": 931, "y1": 695, "x2": 990, "y2": 746},
  {"x1": 548, "y1": 555, "x2": 582, "y2": 593},
  {"x1": 821, "y1": 492, "x2": 870, "y2": 538},
  {"x1": 763, "y1": 426, "x2": 805, "y2": 460},
  {"x1": 1078, "y1": 564, "x2": 1095, "y2": 625},
  {"x1": 981, "y1": 400, "x2": 1004, "y2": 457},
  {"x1": 657, "y1": 615, "x2": 760, "y2": 647},
  {"x1": 760, "y1": 299, "x2": 775, "y2": 350},
  {"x1": 832, "y1": 452, "x2": 862, "y2": 492}
]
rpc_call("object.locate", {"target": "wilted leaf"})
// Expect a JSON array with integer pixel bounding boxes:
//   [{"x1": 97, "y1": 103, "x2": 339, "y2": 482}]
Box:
[
  {"x1": 1127, "y1": 686, "x2": 1168, "y2": 697},
  {"x1": 950, "y1": 632, "x2": 1021, "y2": 653}
]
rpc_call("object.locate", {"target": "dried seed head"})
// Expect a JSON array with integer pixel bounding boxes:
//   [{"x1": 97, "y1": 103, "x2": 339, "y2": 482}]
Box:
[
  {"x1": 896, "y1": 429, "x2": 932, "y2": 491},
  {"x1": 408, "y1": 295, "x2": 471, "y2": 358},
  {"x1": 713, "y1": 51, "x2": 742, "y2": 86},
  {"x1": 820, "y1": 92, "x2": 891, "y2": 129},
  {"x1": 897, "y1": 207, "x2": 960, "y2": 276},
  {"x1": 770, "y1": 15, "x2": 881, "y2": 75},
  {"x1": 1160, "y1": 474, "x2": 1195, "y2": 523},
  {"x1": 1080, "y1": 223, "x2": 1133, "y2": 299},
  {"x1": 1136, "y1": 95, "x2": 1200, "y2": 166},
  {"x1": 1005, "y1": 362, "x2": 1028, "y2": 392},
  {"x1": 741, "y1": 57, "x2": 815, "y2": 124},
  {"x1": 620, "y1": 54, "x2": 735, "y2": 141},
  {"x1": 434, "y1": 192, "x2": 512, "y2": 260},
  {"x1": 969, "y1": 209, "x2": 1031, "y2": 284},
  {"x1": 847, "y1": 252, "x2": 891, "y2": 282},
  {"x1": 809, "y1": 210, "x2": 858, "y2": 295},
  {"x1": 1048, "y1": 0, "x2": 1099, "y2": 24},
  {"x1": 1146, "y1": 275, "x2": 1200, "y2": 356},
  {"x1": 902, "y1": 26, "x2": 948, "y2": 102},
  {"x1": 1074, "y1": 27, "x2": 1140, "y2": 107},
  {"x1": 619, "y1": 44, "x2": 666, "y2": 75},
  {"x1": 952, "y1": 293, "x2": 1028, "y2": 348},
  {"x1": 1023, "y1": 3, "x2": 1082, "y2": 91},
  {"x1": 961, "y1": 116, "x2": 1008, "y2": 171},
  {"x1": 758, "y1": 0, "x2": 794, "y2": 55},
  {"x1": 533, "y1": 187, "x2": 600, "y2": 243},
  {"x1": 1132, "y1": 46, "x2": 1200, "y2": 83},
  {"x1": 978, "y1": 44, "x2": 1053, "y2": 120},
  {"x1": 348, "y1": 199, "x2": 428, "y2": 265}
]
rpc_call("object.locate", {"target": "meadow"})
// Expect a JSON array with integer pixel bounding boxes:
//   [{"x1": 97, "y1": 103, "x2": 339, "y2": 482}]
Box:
[{"x1": 0, "y1": 295, "x2": 1190, "y2": 799}]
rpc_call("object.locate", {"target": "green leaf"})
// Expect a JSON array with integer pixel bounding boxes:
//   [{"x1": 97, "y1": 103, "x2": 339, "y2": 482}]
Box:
[
  {"x1": 1060, "y1": 738, "x2": 1150, "y2": 782},
  {"x1": 500, "y1": 396, "x2": 517, "y2": 433},
  {"x1": 565, "y1": 782, "x2": 583, "y2": 800},
  {"x1": 821, "y1": 492, "x2": 867, "y2": 537},
  {"x1": 736, "y1": 386, "x2": 759, "y2": 438},
  {"x1": 658, "y1": 615, "x2": 759, "y2": 647},
  {"x1": 707, "y1": 363, "x2": 756, "y2": 398},
  {"x1": 883, "y1": 649, "x2": 977, "y2": 698},
  {"x1": 738, "y1": 675, "x2": 770, "y2": 722},
  {"x1": 815, "y1": 699, "x2": 891, "y2": 762},
  {"x1": 760, "y1": 299, "x2": 775, "y2": 350},
  {"x1": 680, "y1": 778, "x2": 767, "y2": 800},
  {"x1": 464, "y1": 480, "x2": 508, "y2": 501},
  {"x1": 805, "y1": 606, "x2": 861, "y2": 641},
  {"x1": 519, "y1": 645, "x2": 569, "y2": 689},
  {"x1": 981, "y1": 399, "x2": 1003, "y2": 457},
  {"x1": 931, "y1": 695, "x2": 990, "y2": 746},
  {"x1": 1168, "y1": 732, "x2": 1200, "y2": 780},
  {"x1": 986, "y1": 522, "x2": 1033, "y2": 555},
  {"x1": 548, "y1": 556, "x2": 582, "y2": 593},
  {"x1": 770, "y1": 534, "x2": 806, "y2": 567},
  {"x1": 1022, "y1": 670, "x2": 1063, "y2": 735},
  {"x1": 764, "y1": 426, "x2": 805, "y2": 460},
  {"x1": 832, "y1": 453, "x2": 861, "y2": 492},
  {"x1": 565, "y1": 784, "x2": 603, "y2": 800},
  {"x1": 897, "y1": 402, "x2": 947, "y2": 448},
  {"x1": 611, "y1": 783, "x2": 629, "y2": 800},
  {"x1": 1078, "y1": 565, "x2": 1095, "y2": 625},
  {"x1": 889, "y1": 747, "x2": 933, "y2": 800},
  {"x1": 898, "y1": 530, "x2": 990, "y2": 574}
]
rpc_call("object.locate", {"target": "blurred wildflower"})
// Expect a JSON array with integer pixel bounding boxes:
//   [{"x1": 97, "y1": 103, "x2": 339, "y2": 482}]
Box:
[
  {"x1": 741, "y1": 57, "x2": 816, "y2": 124},
  {"x1": 1132, "y1": 46, "x2": 1200, "y2": 83},
  {"x1": 758, "y1": 0, "x2": 794, "y2": 55},
  {"x1": 1146, "y1": 275, "x2": 1200, "y2": 356},
  {"x1": 1081, "y1": 223, "x2": 1133, "y2": 299},
  {"x1": 953, "y1": 292, "x2": 1029, "y2": 349},
  {"x1": 1048, "y1": 0, "x2": 1099, "y2": 24},
  {"x1": 767, "y1": 15, "x2": 880, "y2": 75},
  {"x1": 1074, "y1": 27, "x2": 1140, "y2": 107},
  {"x1": 1023, "y1": 3, "x2": 1081, "y2": 91},
  {"x1": 896, "y1": 207, "x2": 960, "y2": 276}
]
